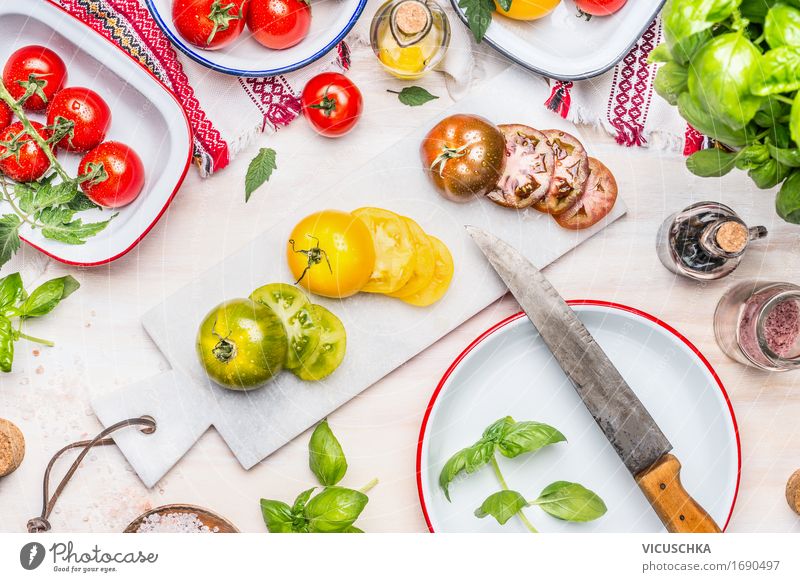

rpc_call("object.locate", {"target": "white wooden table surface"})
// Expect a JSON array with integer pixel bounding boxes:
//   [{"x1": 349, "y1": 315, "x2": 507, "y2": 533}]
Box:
[{"x1": 1, "y1": 29, "x2": 800, "y2": 534}]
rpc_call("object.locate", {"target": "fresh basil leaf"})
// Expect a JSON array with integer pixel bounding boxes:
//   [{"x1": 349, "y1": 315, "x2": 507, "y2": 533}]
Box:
[
  {"x1": 767, "y1": 143, "x2": 800, "y2": 167},
  {"x1": 753, "y1": 96, "x2": 788, "y2": 127},
  {"x1": 663, "y1": 0, "x2": 739, "y2": 49},
  {"x1": 342, "y1": 525, "x2": 364, "y2": 533},
  {"x1": 0, "y1": 317, "x2": 13, "y2": 373},
  {"x1": 458, "y1": 0, "x2": 495, "y2": 43},
  {"x1": 648, "y1": 44, "x2": 674, "y2": 64},
  {"x1": 654, "y1": 62, "x2": 688, "y2": 106},
  {"x1": 304, "y1": 486, "x2": 368, "y2": 533},
  {"x1": 497, "y1": 421, "x2": 566, "y2": 458},
  {"x1": 391, "y1": 86, "x2": 439, "y2": 107},
  {"x1": 309, "y1": 419, "x2": 348, "y2": 486},
  {"x1": 777, "y1": 170, "x2": 800, "y2": 222},
  {"x1": 532, "y1": 481, "x2": 607, "y2": 522},
  {"x1": 734, "y1": 143, "x2": 771, "y2": 170},
  {"x1": 740, "y1": 0, "x2": 780, "y2": 23},
  {"x1": 0, "y1": 272, "x2": 23, "y2": 312},
  {"x1": 481, "y1": 416, "x2": 515, "y2": 442},
  {"x1": 749, "y1": 158, "x2": 790, "y2": 188},
  {"x1": 438, "y1": 441, "x2": 495, "y2": 501},
  {"x1": 260, "y1": 499, "x2": 295, "y2": 533},
  {"x1": 752, "y1": 47, "x2": 800, "y2": 96},
  {"x1": 245, "y1": 147, "x2": 277, "y2": 202},
  {"x1": 292, "y1": 487, "x2": 316, "y2": 515},
  {"x1": 670, "y1": 29, "x2": 714, "y2": 65},
  {"x1": 764, "y1": 3, "x2": 800, "y2": 48},
  {"x1": 686, "y1": 148, "x2": 739, "y2": 177},
  {"x1": 20, "y1": 275, "x2": 79, "y2": 319},
  {"x1": 677, "y1": 92, "x2": 753, "y2": 147},
  {"x1": 0, "y1": 214, "x2": 22, "y2": 269},
  {"x1": 474, "y1": 490, "x2": 529, "y2": 525},
  {"x1": 791, "y1": 90, "x2": 800, "y2": 144}
]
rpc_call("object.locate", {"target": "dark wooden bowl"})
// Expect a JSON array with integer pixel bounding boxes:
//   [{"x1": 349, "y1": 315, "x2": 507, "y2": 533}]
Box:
[{"x1": 124, "y1": 504, "x2": 239, "y2": 533}]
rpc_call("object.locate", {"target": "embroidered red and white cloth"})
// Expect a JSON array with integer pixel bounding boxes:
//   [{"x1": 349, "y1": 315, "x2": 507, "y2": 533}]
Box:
[
  {"x1": 53, "y1": 0, "x2": 349, "y2": 176},
  {"x1": 543, "y1": 17, "x2": 702, "y2": 155}
]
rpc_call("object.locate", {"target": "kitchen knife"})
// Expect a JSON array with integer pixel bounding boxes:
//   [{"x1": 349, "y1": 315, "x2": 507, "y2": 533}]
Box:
[{"x1": 467, "y1": 226, "x2": 721, "y2": 533}]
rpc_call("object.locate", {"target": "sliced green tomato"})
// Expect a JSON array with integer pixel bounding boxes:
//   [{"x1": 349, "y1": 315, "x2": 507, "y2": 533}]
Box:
[
  {"x1": 250, "y1": 283, "x2": 320, "y2": 370},
  {"x1": 293, "y1": 305, "x2": 347, "y2": 382}
]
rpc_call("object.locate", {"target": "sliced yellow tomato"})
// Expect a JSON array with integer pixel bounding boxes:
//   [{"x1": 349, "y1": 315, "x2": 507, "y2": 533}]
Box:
[
  {"x1": 388, "y1": 217, "x2": 436, "y2": 298},
  {"x1": 287, "y1": 210, "x2": 376, "y2": 299},
  {"x1": 495, "y1": 0, "x2": 560, "y2": 21},
  {"x1": 352, "y1": 207, "x2": 416, "y2": 294},
  {"x1": 402, "y1": 236, "x2": 454, "y2": 307}
]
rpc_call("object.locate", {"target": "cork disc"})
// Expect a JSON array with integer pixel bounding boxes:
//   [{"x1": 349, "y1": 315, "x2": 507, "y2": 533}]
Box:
[
  {"x1": 786, "y1": 469, "x2": 800, "y2": 515},
  {"x1": 0, "y1": 419, "x2": 25, "y2": 477}
]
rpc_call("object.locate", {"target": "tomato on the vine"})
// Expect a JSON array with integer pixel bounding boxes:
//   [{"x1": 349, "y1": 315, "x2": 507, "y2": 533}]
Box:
[
  {"x1": 575, "y1": 0, "x2": 628, "y2": 16},
  {"x1": 0, "y1": 121, "x2": 52, "y2": 183},
  {"x1": 2, "y1": 45, "x2": 67, "y2": 112},
  {"x1": 79, "y1": 141, "x2": 145, "y2": 208},
  {"x1": 172, "y1": 0, "x2": 248, "y2": 50},
  {"x1": 47, "y1": 87, "x2": 112, "y2": 153},
  {"x1": 247, "y1": 0, "x2": 311, "y2": 50},
  {"x1": 301, "y1": 73, "x2": 363, "y2": 138}
]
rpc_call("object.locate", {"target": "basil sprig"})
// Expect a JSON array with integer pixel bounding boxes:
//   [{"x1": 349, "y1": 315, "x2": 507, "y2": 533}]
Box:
[
  {"x1": 439, "y1": 416, "x2": 606, "y2": 532},
  {"x1": 0, "y1": 272, "x2": 79, "y2": 373},
  {"x1": 261, "y1": 420, "x2": 377, "y2": 533}
]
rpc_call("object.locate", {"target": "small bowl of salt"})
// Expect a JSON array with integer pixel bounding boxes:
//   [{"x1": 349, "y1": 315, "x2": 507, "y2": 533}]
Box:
[{"x1": 125, "y1": 505, "x2": 239, "y2": 533}]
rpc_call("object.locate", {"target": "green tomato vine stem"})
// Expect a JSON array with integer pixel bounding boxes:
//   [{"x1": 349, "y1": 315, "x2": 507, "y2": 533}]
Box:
[{"x1": 490, "y1": 456, "x2": 538, "y2": 533}]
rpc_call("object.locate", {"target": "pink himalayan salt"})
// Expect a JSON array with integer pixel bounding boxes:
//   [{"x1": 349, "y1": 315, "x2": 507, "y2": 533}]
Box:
[
  {"x1": 764, "y1": 300, "x2": 800, "y2": 357},
  {"x1": 135, "y1": 512, "x2": 219, "y2": 533}
]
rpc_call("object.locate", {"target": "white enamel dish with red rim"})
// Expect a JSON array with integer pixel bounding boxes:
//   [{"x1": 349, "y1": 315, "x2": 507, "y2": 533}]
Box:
[
  {"x1": 0, "y1": 0, "x2": 192, "y2": 266},
  {"x1": 417, "y1": 301, "x2": 740, "y2": 532},
  {"x1": 450, "y1": 0, "x2": 666, "y2": 80}
]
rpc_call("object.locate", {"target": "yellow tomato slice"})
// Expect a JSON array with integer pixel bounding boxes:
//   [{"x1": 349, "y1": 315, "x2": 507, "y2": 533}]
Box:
[
  {"x1": 388, "y1": 217, "x2": 436, "y2": 298},
  {"x1": 495, "y1": 0, "x2": 560, "y2": 21},
  {"x1": 352, "y1": 207, "x2": 416, "y2": 294},
  {"x1": 402, "y1": 235, "x2": 454, "y2": 307}
]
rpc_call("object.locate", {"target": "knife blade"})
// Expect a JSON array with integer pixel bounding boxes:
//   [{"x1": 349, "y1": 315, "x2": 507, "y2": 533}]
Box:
[{"x1": 467, "y1": 226, "x2": 721, "y2": 533}]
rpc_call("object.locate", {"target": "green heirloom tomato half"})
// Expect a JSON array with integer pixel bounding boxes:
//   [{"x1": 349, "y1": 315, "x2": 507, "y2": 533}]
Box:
[
  {"x1": 196, "y1": 298, "x2": 288, "y2": 390},
  {"x1": 688, "y1": 33, "x2": 764, "y2": 129},
  {"x1": 293, "y1": 305, "x2": 347, "y2": 382}
]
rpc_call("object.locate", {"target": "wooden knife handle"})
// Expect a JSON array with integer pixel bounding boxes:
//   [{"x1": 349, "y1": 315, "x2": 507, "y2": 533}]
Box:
[{"x1": 635, "y1": 454, "x2": 721, "y2": 533}]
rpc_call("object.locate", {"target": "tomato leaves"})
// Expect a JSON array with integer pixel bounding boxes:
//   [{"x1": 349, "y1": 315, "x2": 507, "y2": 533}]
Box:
[
  {"x1": 0, "y1": 214, "x2": 22, "y2": 268},
  {"x1": 458, "y1": 0, "x2": 495, "y2": 43},
  {"x1": 244, "y1": 147, "x2": 277, "y2": 202},
  {"x1": 388, "y1": 86, "x2": 439, "y2": 107}
]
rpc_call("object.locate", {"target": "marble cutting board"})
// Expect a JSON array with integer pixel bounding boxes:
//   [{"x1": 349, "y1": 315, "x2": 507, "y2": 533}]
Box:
[{"x1": 92, "y1": 66, "x2": 627, "y2": 488}]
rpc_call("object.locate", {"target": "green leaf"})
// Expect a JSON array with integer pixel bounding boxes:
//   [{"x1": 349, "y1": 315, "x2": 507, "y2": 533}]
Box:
[
  {"x1": 740, "y1": 0, "x2": 780, "y2": 23},
  {"x1": 767, "y1": 143, "x2": 800, "y2": 167},
  {"x1": 686, "y1": 148, "x2": 739, "y2": 177},
  {"x1": 474, "y1": 490, "x2": 529, "y2": 525},
  {"x1": 0, "y1": 316, "x2": 13, "y2": 373},
  {"x1": 0, "y1": 272, "x2": 23, "y2": 312},
  {"x1": 751, "y1": 47, "x2": 800, "y2": 96},
  {"x1": 438, "y1": 441, "x2": 495, "y2": 501},
  {"x1": 0, "y1": 214, "x2": 22, "y2": 268},
  {"x1": 304, "y1": 486, "x2": 368, "y2": 533},
  {"x1": 391, "y1": 86, "x2": 439, "y2": 107},
  {"x1": 245, "y1": 147, "x2": 277, "y2": 202},
  {"x1": 458, "y1": 0, "x2": 495, "y2": 43},
  {"x1": 292, "y1": 487, "x2": 316, "y2": 515},
  {"x1": 260, "y1": 499, "x2": 295, "y2": 533},
  {"x1": 66, "y1": 192, "x2": 100, "y2": 212},
  {"x1": 309, "y1": 419, "x2": 348, "y2": 486},
  {"x1": 748, "y1": 158, "x2": 790, "y2": 188},
  {"x1": 791, "y1": 90, "x2": 800, "y2": 144},
  {"x1": 663, "y1": 0, "x2": 740, "y2": 49},
  {"x1": 734, "y1": 144, "x2": 771, "y2": 170},
  {"x1": 654, "y1": 62, "x2": 688, "y2": 106},
  {"x1": 648, "y1": 43, "x2": 674, "y2": 64},
  {"x1": 532, "y1": 481, "x2": 608, "y2": 522},
  {"x1": 777, "y1": 170, "x2": 800, "y2": 222},
  {"x1": 497, "y1": 421, "x2": 566, "y2": 458},
  {"x1": 677, "y1": 92, "x2": 754, "y2": 147},
  {"x1": 38, "y1": 207, "x2": 114, "y2": 245},
  {"x1": 481, "y1": 416, "x2": 515, "y2": 442},
  {"x1": 17, "y1": 181, "x2": 78, "y2": 214},
  {"x1": 753, "y1": 96, "x2": 788, "y2": 127},
  {"x1": 20, "y1": 275, "x2": 79, "y2": 319},
  {"x1": 342, "y1": 525, "x2": 364, "y2": 533},
  {"x1": 764, "y1": 3, "x2": 800, "y2": 48}
]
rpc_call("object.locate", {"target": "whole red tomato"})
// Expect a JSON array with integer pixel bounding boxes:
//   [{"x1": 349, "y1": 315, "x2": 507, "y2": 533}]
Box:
[
  {"x1": 247, "y1": 0, "x2": 311, "y2": 50},
  {"x1": 172, "y1": 0, "x2": 249, "y2": 50},
  {"x1": 0, "y1": 102, "x2": 11, "y2": 132},
  {"x1": 0, "y1": 121, "x2": 53, "y2": 183},
  {"x1": 2, "y1": 45, "x2": 68, "y2": 112},
  {"x1": 79, "y1": 141, "x2": 145, "y2": 208},
  {"x1": 47, "y1": 87, "x2": 112, "y2": 153},
  {"x1": 301, "y1": 73, "x2": 363, "y2": 138},
  {"x1": 575, "y1": 0, "x2": 628, "y2": 16}
]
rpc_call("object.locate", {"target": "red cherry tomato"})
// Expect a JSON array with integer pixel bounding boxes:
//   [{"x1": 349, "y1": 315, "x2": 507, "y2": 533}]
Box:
[
  {"x1": 2, "y1": 45, "x2": 68, "y2": 112},
  {"x1": 172, "y1": 0, "x2": 249, "y2": 50},
  {"x1": 79, "y1": 141, "x2": 146, "y2": 208},
  {"x1": 0, "y1": 101, "x2": 11, "y2": 132},
  {"x1": 300, "y1": 73, "x2": 363, "y2": 138},
  {"x1": 574, "y1": 0, "x2": 628, "y2": 16},
  {"x1": 47, "y1": 87, "x2": 112, "y2": 153},
  {"x1": 247, "y1": 0, "x2": 311, "y2": 50},
  {"x1": 0, "y1": 121, "x2": 53, "y2": 183}
]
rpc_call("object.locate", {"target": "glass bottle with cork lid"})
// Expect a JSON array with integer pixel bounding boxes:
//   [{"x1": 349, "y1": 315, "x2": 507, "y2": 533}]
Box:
[
  {"x1": 370, "y1": 0, "x2": 450, "y2": 80},
  {"x1": 656, "y1": 202, "x2": 768, "y2": 281}
]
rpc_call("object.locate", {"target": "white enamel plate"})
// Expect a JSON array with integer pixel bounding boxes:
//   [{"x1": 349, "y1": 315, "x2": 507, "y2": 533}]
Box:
[
  {"x1": 0, "y1": 1, "x2": 192, "y2": 266},
  {"x1": 146, "y1": 0, "x2": 367, "y2": 77},
  {"x1": 417, "y1": 302, "x2": 740, "y2": 533},
  {"x1": 451, "y1": 0, "x2": 666, "y2": 80}
]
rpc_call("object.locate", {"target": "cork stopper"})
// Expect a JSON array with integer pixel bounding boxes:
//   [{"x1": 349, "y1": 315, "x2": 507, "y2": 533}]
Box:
[
  {"x1": 395, "y1": 1, "x2": 429, "y2": 35},
  {"x1": 0, "y1": 419, "x2": 25, "y2": 477},
  {"x1": 787, "y1": 469, "x2": 800, "y2": 515},
  {"x1": 715, "y1": 221, "x2": 748, "y2": 254}
]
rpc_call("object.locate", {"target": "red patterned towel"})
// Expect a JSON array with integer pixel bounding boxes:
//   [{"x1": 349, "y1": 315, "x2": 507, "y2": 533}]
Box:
[{"x1": 54, "y1": 0, "x2": 349, "y2": 176}]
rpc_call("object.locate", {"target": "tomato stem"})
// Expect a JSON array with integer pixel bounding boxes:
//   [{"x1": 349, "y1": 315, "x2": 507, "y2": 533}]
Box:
[{"x1": 430, "y1": 144, "x2": 468, "y2": 177}]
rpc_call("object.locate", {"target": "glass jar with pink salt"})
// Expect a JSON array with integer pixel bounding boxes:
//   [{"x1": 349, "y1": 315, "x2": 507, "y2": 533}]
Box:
[{"x1": 714, "y1": 281, "x2": 800, "y2": 371}]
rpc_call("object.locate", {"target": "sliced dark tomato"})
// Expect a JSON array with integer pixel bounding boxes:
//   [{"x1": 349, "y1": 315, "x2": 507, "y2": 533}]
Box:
[
  {"x1": 555, "y1": 157, "x2": 618, "y2": 230},
  {"x1": 487, "y1": 124, "x2": 554, "y2": 209},
  {"x1": 534, "y1": 129, "x2": 589, "y2": 216}
]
